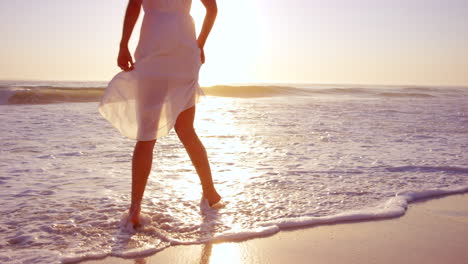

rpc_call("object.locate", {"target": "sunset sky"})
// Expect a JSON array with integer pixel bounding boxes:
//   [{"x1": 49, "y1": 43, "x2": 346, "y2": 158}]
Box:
[{"x1": 1, "y1": 0, "x2": 467, "y2": 86}]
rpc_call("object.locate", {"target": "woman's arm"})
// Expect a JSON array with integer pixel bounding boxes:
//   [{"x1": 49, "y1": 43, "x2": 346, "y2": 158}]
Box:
[
  {"x1": 197, "y1": 0, "x2": 218, "y2": 64},
  {"x1": 118, "y1": 0, "x2": 142, "y2": 71}
]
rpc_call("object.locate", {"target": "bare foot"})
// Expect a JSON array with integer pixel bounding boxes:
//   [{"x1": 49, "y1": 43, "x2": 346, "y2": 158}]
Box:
[
  {"x1": 205, "y1": 192, "x2": 222, "y2": 207},
  {"x1": 129, "y1": 205, "x2": 141, "y2": 228}
]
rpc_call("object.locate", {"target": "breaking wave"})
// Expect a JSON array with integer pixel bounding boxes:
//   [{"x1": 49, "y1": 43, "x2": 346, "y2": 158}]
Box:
[
  {"x1": 1, "y1": 84, "x2": 466, "y2": 105},
  {"x1": 0, "y1": 87, "x2": 104, "y2": 105}
]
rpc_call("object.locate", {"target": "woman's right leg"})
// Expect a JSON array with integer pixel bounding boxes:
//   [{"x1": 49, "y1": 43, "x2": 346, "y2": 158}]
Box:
[
  {"x1": 174, "y1": 106, "x2": 221, "y2": 206},
  {"x1": 129, "y1": 139, "x2": 156, "y2": 226}
]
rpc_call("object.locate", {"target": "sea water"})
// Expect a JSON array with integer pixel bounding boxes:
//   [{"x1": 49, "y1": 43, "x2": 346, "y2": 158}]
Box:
[{"x1": 0, "y1": 81, "x2": 467, "y2": 263}]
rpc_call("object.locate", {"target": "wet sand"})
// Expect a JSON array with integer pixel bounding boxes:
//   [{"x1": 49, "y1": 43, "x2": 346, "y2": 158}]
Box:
[{"x1": 82, "y1": 193, "x2": 468, "y2": 264}]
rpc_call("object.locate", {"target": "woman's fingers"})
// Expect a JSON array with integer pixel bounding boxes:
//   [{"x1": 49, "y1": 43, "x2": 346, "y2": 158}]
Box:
[
  {"x1": 118, "y1": 60, "x2": 127, "y2": 71},
  {"x1": 200, "y1": 48, "x2": 205, "y2": 64},
  {"x1": 117, "y1": 57, "x2": 128, "y2": 71},
  {"x1": 119, "y1": 58, "x2": 133, "y2": 71},
  {"x1": 118, "y1": 48, "x2": 135, "y2": 71}
]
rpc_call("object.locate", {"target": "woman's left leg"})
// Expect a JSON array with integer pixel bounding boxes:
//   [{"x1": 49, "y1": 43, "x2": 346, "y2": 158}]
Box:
[{"x1": 174, "y1": 106, "x2": 221, "y2": 206}]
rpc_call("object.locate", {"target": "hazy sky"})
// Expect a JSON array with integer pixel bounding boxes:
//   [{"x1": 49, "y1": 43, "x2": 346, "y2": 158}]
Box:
[{"x1": 1, "y1": 0, "x2": 467, "y2": 86}]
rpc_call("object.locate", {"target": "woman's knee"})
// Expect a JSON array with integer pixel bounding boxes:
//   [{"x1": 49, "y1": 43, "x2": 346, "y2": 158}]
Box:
[
  {"x1": 174, "y1": 106, "x2": 197, "y2": 141},
  {"x1": 175, "y1": 125, "x2": 197, "y2": 141}
]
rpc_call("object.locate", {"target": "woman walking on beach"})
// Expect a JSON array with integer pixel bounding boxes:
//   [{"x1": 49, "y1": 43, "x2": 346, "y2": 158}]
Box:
[{"x1": 99, "y1": 0, "x2": 221, "y2": 227}]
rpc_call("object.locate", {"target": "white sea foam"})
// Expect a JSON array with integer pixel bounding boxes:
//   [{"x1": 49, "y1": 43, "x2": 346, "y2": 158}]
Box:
[
  {"x1": 0, "y1": 82, "x2": 467, "y2": 263},
  {"x1": 260, "y1": 185, "x2": 468, "y2": 229}
]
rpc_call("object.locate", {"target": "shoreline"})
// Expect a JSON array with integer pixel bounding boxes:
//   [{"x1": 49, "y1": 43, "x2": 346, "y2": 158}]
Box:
[{"x1": 81, "y1": 193, "x2": 468, "y2": 264}]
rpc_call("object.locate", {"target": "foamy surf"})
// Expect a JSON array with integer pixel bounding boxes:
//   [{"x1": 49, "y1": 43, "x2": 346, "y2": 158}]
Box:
[
  {"x1": 118, "y1": 211, "x2": 153, "y2": 232},
  {"x1": 260, "y1": 185, "x2": 468, "y2": 229},
  {"x1": 26, "y1": 186, "x2": 468, "y2": 264}
]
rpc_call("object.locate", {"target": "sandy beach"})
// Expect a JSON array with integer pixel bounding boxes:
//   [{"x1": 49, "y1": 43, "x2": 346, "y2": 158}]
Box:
[{"x1": 81, "y1": 193, "x2": 468, "y2": 264}]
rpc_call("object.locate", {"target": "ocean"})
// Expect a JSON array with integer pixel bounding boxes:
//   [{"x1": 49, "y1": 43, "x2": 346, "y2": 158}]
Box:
[{"x1": 1, "y1": 80, "x2": 467, "y2": 263}]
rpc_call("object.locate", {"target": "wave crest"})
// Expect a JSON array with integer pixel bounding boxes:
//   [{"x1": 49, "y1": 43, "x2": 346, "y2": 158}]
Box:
[
  {"x1": 1, "y1": 84, "x2": 466, "y2": 105},
  {"x1": 1, "y1": 87, "x2": 104, "y2": 105}
]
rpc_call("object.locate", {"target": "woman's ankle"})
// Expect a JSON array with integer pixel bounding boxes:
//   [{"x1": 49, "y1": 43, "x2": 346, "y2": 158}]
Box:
[
  {"x1": 129, "y1": 203, "x2": 141, "y2": 215},
  {"x1": 204, "y1": 192, "x2": 221, "y2": 206},
  {"x1": 128, "y1": 204, "x2": 141, "y2": 227}
]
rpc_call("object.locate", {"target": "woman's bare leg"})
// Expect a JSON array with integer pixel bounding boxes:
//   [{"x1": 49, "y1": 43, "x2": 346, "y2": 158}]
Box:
[
  {"x1": 129, "y1": 139, "x2": 156, "y2": 226},
  {"x1": 174, "y1": 106, "x2": 221, "y2": 206}
]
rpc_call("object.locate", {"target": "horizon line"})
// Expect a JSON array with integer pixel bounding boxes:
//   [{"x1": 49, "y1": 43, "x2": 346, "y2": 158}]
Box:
[{"x1": 0, "y1": 78, "x2": 467, "y2": 89}]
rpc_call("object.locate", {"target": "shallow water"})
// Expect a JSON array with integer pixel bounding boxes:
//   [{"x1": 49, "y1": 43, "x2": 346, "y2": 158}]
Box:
[{"x1": 0, "y1": 84, "x2": 467, "y2": 263}]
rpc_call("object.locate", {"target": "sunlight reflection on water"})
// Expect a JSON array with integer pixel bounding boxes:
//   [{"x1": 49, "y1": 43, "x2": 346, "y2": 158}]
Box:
[{"x1": 1, "y1": 92, "x2": 467, "y2": 263}]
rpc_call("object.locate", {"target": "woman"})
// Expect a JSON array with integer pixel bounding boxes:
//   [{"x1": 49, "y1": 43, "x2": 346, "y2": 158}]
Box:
[{"x1": 99, "y1": 0, "x2": 221, "y2": 227}]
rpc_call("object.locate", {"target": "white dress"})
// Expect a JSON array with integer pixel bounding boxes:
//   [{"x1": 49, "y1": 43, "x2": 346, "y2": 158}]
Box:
[{"x1": 99, "y1": 0, "x2": 203, "y2": 141}]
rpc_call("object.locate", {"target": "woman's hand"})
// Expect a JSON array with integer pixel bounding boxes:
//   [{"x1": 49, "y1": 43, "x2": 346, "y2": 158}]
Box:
[
  {"x1": 199, "y1": 46, "x2": 205, "y2": 64},
  {"x1": 197, "y1": 39, "x2": 205, "y2": 64},
  {"x1": 117, "y1": 46, "x2": 135, "y2": 71}
]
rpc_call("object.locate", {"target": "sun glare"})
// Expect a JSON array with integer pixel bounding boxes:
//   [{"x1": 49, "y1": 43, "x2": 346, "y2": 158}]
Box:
[
  {"x1": 208, "y1": 243, "x2": 242, "y2": 264},
  {"x1": 191, "y1": 0, "x2": 261, "y2": 86}
]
